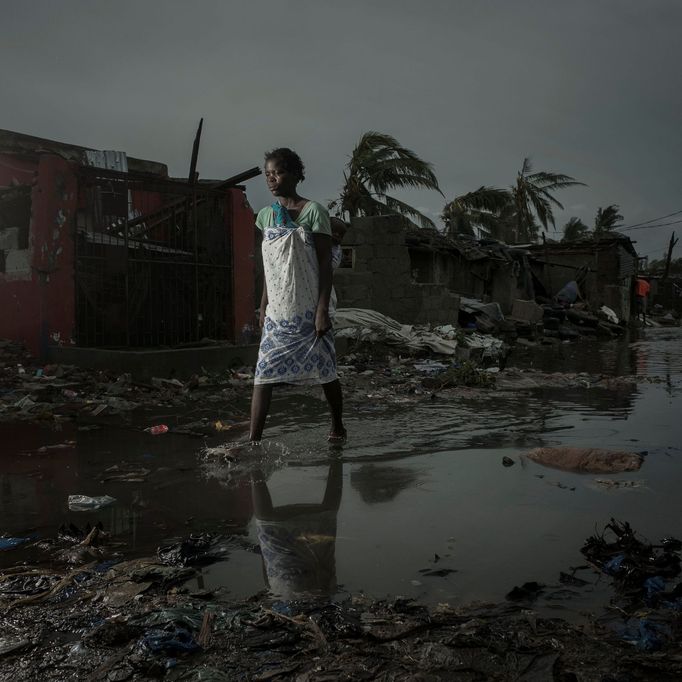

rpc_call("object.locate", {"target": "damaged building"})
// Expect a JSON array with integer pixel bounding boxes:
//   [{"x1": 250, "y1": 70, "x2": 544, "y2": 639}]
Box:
[
  {"x1": 0, "y1": 129, "x2": 258, "y2": 359},
  {"x1": 527, "y1": 235, "x2": 640, "y2": 322},
  {"x1": 334, "y1": 215, "x2": 642, "y2": 326}
]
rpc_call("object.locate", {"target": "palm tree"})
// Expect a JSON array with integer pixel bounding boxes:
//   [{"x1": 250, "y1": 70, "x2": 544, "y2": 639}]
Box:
[
  {"x1": 332, "y1": 131, "x2": 442, "y2": 229},
  {"x1": 507, "y1": 158, "x2": 586, "y2": 243},
  {"x1": 562, "y1": 217, "x2": 591, "y2": 242},
  {"x1": 593, "y1": 204, "x2": 623, "y2": 236},
  {"x1": 441, "y1": 186, "x2": 510, "y2": 239}
]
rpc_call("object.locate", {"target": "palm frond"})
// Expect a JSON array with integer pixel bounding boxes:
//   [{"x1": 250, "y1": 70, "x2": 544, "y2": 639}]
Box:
[
  {"x1": 452, "y1": 186, "x2": 510, "y2": 213},
  {"x1": 383, "y1": 194, "x2": 436, "y2": 229}
]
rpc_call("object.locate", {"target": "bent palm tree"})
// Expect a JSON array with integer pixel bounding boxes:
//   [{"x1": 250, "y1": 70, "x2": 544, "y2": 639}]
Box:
[
  {"x1": 508, "y1": 158, "x2": 586, "y2": 243},
  {"x1": 441, "y1": 186, "x2": 510, "y2": 239},
  {"x1": 594, "y1": 204, "x2": 623, "y2": 236},
  {"x1": 332, "y1": 131, "x2": 442, "y2": 229},
  {"x1": 562, "y1": 217, "x2": 591, "y2": 242}
]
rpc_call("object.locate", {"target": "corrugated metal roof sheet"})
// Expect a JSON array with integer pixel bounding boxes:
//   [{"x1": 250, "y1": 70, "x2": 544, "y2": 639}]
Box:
[{"x1": 83, "y1": 150, "x2": 128, "y2": 172}]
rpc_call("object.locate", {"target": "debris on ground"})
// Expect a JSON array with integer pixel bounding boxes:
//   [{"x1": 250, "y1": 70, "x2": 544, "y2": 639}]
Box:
[
  {"x1": 1, "y1": 536, "x2": 681, "y2": 680},
  {"x1": 525, "y1": 446, "x2": 645, "y2": 473},
  {"x1": 581, "y1": 520, "x2": 682, "y2": 651},
  {"x1": 67, "y1": 494, "x2": 117, "y2": 511}
]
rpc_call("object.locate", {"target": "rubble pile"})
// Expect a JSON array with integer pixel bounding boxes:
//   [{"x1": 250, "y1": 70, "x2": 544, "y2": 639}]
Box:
[
  {"x1": 459, "y1": 297, "x2": 627, "y2": 349},
  {"x1": 0, "y1": 339, "x2": 252, "y2": 429}
]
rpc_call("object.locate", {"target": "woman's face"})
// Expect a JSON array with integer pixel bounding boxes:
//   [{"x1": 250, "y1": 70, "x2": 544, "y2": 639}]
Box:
[{"x1": 264, "y1": 160, "x2": 297, "y2": 197}]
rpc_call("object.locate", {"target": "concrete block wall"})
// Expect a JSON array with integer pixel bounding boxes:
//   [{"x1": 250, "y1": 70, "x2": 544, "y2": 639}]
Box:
[
  {"x1": 413, "y1": 285, "x2": 460, "y2": 325},
  {"x1": 334, "y1": 215, "x2": 459, "y2": 325}
]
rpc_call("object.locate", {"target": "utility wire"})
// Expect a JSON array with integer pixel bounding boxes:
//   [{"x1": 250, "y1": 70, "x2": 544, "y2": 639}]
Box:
[
  {"x1": 618, "y1": 218, "x2": 682, "y2": 232},
  {"x1": 615, "y1": 208, "x2": 682, "y2": 231}
]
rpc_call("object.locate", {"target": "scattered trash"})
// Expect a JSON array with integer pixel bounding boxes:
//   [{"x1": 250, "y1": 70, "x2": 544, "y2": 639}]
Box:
[
  {"x1": 140, "y1": 626, "x2": 201, "y2": 654},
  {"x1": 101, "y1": 464, "x2": 151, "y2": 483},
  {"x1": 418, "y1": 567, "x2": 457, "y2": 577},
  {"x1": 13, "y1": 395, "x2": 35, "y2": 410},
  {"x1": 593, "y1": 478, "x2": 643, "y2": 490},
  {"x1": 413, "y1": 360, "x2": 449, "y2": 374},
  {"x1": 599, "y1": 305, "x2": 619, "y2": 325},
  {"x1": 68, "y1": 494, "x2": 117, "y2": 511},
  {"x1": 0, "y1": 536, "x2": 32, "y2": 551},
  {"x1": 506, "y1": 581, "x2": 544, "y2": 601},
  {"x1": 157, "y1": 534, "x2": 249, "y2": 567},
  {"x1": 145, "y1": 424, "x2": 169, "y2": 435},
  {"x1": 615, "y1": 618, "x2": 670, "y2": 651},
  {"x1": 35, "y1": 440, "x2": 76, "y2": 453},
  {"x1": 0, "y1": 637, "x2": 30, "y2": 657},
  {"x1": 581, "y1": 519, "x2": 681, "y2": 611}
]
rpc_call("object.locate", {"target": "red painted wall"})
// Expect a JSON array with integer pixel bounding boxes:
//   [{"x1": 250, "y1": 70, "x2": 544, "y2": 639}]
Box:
[
  {"x1": 0, "y1": 154, "x2": 77, "y2": 358},
  {"x1": 2, "y1": 153, "x2": 255, "y2": 356},
  {"x1": 228, "y1": 188, "x2": 256, "y2": 340}
]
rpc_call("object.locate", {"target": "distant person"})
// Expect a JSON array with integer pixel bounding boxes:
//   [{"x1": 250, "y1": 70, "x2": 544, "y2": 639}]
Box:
[
  {"x1": 248, "y1": 148, "x2": 346, "y2": 444},
  {"x1": 635, "y1": 276, "x2": 651, "y2": 323},
  {"x1": 554, "y1": 280, "x2": 581, "y2": 306}
]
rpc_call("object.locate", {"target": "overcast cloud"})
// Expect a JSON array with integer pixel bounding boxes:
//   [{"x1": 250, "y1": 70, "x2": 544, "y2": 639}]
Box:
[{"x1": 2, "y1": 0, "x2": 681, "y2": 260}]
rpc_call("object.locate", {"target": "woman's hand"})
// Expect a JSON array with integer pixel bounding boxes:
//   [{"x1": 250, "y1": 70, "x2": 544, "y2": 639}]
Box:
[{"x1": 315, "y1": 307, "x2": 331, "y2": 337}]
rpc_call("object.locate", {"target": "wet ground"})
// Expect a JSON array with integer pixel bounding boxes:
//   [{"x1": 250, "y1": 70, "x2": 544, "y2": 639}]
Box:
[{"x1": 2, "y1": 327, "x2": 681, "y2": 624}]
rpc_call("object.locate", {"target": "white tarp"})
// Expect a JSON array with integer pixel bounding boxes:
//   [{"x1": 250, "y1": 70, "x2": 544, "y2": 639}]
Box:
[{"x1": 334, "y1": 308, "x2": 459, "y2": 355}]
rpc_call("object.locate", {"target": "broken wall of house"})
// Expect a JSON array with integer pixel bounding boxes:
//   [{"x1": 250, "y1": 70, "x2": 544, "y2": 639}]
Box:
[
  {"x1": 0, "y1": 154, "x2": 77, "y2": 356},
  {"x1": 530, "y1": 240, "x2": 638, "y2": 321},
  {"x1": 333, "y1": 215, "x2": 459, "y2": 325}
]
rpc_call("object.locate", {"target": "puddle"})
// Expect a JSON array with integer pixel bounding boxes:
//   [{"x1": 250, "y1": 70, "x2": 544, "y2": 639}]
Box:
[{"x1": 1, "y1": 327, "x2": 680, "y2": 621}]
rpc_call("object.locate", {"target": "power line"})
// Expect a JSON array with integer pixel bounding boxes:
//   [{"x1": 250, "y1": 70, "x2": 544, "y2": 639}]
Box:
[
  {"x1": 615, "y1": 208, "x2": 682, "y2": 231},
  {"x1": 618, "y1": 218, "x2": 682, "y2": 232}
]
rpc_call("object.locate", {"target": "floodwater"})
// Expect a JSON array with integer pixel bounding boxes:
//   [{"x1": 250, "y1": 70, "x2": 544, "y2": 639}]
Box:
[{"x1": 2, "y1": 327, "x2": 681, "y2": 620}]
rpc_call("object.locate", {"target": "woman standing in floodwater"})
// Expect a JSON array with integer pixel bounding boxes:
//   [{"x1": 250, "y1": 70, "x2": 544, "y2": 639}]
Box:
[{"x1": 248, "y1": 148, "x2": 345, "y2": 444}]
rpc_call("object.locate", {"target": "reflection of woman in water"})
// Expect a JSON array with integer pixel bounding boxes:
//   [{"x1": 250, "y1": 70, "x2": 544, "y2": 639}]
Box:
[{"x1": 251, "y1": 460, "x2": 342, "y2": 599}]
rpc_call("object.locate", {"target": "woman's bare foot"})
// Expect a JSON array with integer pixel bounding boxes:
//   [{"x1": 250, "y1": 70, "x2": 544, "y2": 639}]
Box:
[{"x1": 327, "y1": 428, "x2": 347, "y2": 444}]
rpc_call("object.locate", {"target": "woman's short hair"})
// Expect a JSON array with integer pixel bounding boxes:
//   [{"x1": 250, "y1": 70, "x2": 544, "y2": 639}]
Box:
[{"x1": 264, "y1": 148, "x2": 305, "y2": 182}]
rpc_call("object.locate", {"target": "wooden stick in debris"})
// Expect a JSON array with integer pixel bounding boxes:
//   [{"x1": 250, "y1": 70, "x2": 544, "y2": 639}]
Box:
[
  {"x1": 262, "y1": 608, "x2": 328, "y2": 650},
  {"x1": 80, "y1": 526, "x2": 100, "y2": 546},
  {"x1": 4, "y1": 562, "x2": 96, "y2": 612},
  {"x1": 197, "y1": 610, "x2": 215, "y2": 648}
]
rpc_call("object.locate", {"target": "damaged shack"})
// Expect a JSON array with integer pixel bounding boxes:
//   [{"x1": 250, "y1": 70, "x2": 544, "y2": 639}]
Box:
[
  {"x1": 527, "y1": 235, "x2": 639, "y2": 322},
  {"x1": 0, "y1": 129, "x2": 258, "y2": 359}
]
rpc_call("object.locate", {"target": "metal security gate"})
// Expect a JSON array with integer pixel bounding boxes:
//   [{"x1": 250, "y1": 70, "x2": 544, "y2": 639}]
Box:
[{"x1": 75, "y1": 167, "x2": 233, "y2": 348}]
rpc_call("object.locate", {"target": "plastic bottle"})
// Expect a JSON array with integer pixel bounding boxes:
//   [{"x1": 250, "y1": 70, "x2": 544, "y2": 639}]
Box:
[{"x1": 145, "y1": 424, "x2": 169, "y2": 435}]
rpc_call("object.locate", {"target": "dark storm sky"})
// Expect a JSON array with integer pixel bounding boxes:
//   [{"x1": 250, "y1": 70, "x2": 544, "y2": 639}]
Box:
[{"x1": 2, "y1": 0, "x2": 681, "y2": 260}]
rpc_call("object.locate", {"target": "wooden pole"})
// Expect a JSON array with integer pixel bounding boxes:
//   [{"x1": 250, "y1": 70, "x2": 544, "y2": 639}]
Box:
[
  {"x1": 188, "y1": 118, "x2": 204, "y2": 185},
  {"x1": 662, "y1": 231, "x2": 678, "y2": 283},
  {"x1": 542, "y1": 232, "x2": 552, "y2": 295}
]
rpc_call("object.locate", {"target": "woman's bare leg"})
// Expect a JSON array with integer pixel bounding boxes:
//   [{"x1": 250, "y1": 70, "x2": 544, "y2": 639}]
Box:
[
  {"x1": 249, "y1": 384, "x2": 274, "y2": 441},
  {"x1": 322, "y1": 379, "x2": 345, "y2": 439}
]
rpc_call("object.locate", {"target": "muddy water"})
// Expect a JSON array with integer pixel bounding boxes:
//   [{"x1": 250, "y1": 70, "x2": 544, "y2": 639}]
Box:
[{"x1": 1, "y1": 327, "x2": 681, "y2": 619}]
